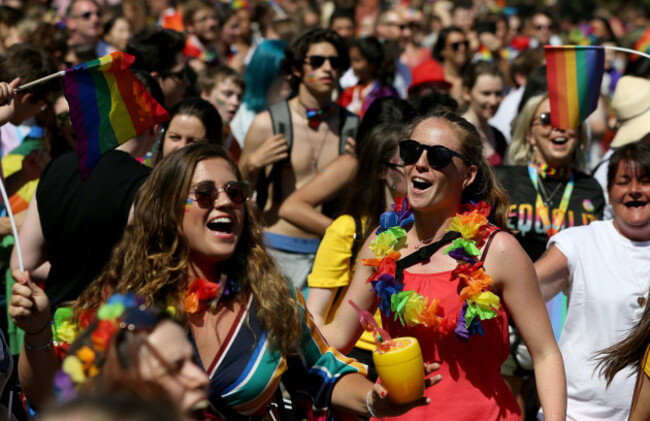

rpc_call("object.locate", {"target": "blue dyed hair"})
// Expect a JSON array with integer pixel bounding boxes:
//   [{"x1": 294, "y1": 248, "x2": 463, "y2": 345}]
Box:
[{"x1": 242, "y1": 39, "x2": 288, "y2": 113}]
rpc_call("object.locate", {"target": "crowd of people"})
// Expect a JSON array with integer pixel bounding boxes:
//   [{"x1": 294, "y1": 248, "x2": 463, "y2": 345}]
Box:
[{"x1": 0, "y1": 0, "x2": 647, "y2": 420}]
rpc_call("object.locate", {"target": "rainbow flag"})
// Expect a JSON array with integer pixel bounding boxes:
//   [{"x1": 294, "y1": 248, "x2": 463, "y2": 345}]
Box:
[
  {"x1": 545, "y1": 46, "x2": 604, "y2": 129},
  {"x1": 632, "y1": 27, "x2": 650, "y2": 62},
  {"x1": 62, "y1": 52, "x2": 169, "y2": 179}
]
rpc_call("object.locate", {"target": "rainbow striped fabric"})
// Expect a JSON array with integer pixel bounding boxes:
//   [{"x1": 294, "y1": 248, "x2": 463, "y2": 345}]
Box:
[
  {"x1": 62, "y1": 52, "x2": 169, "y2": 179},
  {"x1": 545, "y1": 46, "x2": 604, "y2": 129}
]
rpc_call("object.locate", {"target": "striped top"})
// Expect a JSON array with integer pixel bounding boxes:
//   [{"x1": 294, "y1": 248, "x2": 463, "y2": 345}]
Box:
[{"x1": 201, "y1": 287, "x2": 367, "y2": 419}]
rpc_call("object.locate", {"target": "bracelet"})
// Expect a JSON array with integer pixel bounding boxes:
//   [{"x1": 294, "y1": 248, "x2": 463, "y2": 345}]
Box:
[
  {"x1": 366, "y1": 390, "x2": 380, "y2": 419},
  {"x1": 23, "y1": 318, "x2": 52, "y2": 336},
  {"x1": 24, "y1": 337, "x2": 52, "y2": 351}
]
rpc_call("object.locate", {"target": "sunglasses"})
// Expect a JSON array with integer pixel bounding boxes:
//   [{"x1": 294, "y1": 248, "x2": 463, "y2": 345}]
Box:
[
  {"x1": 534, "y1": 24, "x2": 552, "y2": 30},
  {"x1": 305, "y1": 55, "x2": 344, "y2": 71},
  {"x1": 399, "y1": 140, "x2": 473, "y2": 169},
  {"x1": 188, "y1": 180, "x2": 250, "y2": 208},
  {"x1": 78, "y1": 10, "x2": 101, "y2": 19},
  {"x1": 533, "y1": 112, "x2": 552, "y2": 127},
  {"x1": 450, "y1": 40, "x2": 469, "y2": 51}
]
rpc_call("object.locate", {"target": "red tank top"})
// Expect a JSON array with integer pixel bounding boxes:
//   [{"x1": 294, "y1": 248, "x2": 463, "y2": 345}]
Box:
[{"x1": 375, "y1": 232, "x2": 522, "y2": 421}]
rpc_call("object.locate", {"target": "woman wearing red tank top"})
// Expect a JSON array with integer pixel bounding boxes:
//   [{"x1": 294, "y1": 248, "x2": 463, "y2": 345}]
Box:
[{"x1": 321, "y1": 112, "x2": 566, "y2": 420}]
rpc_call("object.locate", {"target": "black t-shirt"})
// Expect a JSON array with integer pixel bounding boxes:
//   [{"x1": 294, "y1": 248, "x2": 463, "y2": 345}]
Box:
[
  {"x1": 36, "y1": 150, "x2": 151, "y2": 307},
  {"x1": 496, "y1": 165, "x2": 605, "y2": 261}
]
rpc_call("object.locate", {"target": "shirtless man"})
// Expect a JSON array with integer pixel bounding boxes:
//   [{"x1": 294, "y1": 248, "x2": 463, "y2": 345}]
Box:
[{"x1": 239, "y1": 28, "x2": 353, "y2": 292}]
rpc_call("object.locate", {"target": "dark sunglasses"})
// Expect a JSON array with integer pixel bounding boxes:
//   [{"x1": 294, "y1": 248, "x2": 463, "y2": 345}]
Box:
[
  {"x1": 534, "y1": 24, "x2": 552, "y2": 30},
  {"x1": 305, "y1": 55, "x2": 344, "y2": 71},
  {"x1": 533, "y1": 112, "x2": 552, "y2": 127},
  {"x1": 78, "y1": 10, "x2": 101, "y2": 19},
  {"x1": 450, "y1": 40, "x2": 469, "y2": 51},
  {"x1": 188, "y1": 180, "x2": 250, "y2": 208},
  {"x1": 399, "y1": 140, "x2": 473, "y2": 169}
]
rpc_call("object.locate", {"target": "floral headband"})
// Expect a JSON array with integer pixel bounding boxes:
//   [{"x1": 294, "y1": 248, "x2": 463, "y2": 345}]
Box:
[{"x1": 53, "y1": 293, "x2": 166, "y2": 402}]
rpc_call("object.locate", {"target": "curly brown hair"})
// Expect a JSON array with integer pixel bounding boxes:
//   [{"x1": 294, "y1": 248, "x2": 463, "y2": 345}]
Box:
[{"x1": 74, "y1": 144, "x2": 303, "y2": 354}]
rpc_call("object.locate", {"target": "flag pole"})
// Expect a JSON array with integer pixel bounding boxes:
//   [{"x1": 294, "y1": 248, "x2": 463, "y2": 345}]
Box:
[
  {"x1": 602, "y1": 45, "x2": 650, "y2": 60},
  {"x1": 14, "y1": 70, "x2": 66, "y2": 93}
]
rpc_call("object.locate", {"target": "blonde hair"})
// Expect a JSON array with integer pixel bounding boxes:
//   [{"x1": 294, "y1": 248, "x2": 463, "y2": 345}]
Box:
[
  {"x1": 509, "y1": 93, "x2": 590, "y2": 172},
  {"x1": 75, "y1": 144, "x2": 303, "y2": 354}
]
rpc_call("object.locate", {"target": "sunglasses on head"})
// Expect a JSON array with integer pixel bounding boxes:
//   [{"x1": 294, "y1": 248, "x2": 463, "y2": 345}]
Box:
[
  {"x1": 188, "y1": 180, "x2": 250, "y2": 208},
  {"x1": 399, "y1": 140, "x2": 473, "y2": 169},
  {"x1": 305, "y1": 55, "x2": 344, "y2": 71},
  {"x1": 450, "y1": 40, "x2": 469, "y2": 51}
]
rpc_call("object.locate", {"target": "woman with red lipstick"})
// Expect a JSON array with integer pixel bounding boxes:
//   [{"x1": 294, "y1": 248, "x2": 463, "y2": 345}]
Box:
[
  {"x1": 496, "y1": 92, "x2": 604, "y2": 416},
  {"x1": 460, "y1": 61, "x2": 507, "y2": 166},
  {"x1": 321, "y1": 112, "x2": 566, "y2": 420},
  {"x1": 536, "y1": 141, "x2": 650, "y2": 421},
  {"x1": 15, "y1": 144, "x2": 440, "y2": 420}
]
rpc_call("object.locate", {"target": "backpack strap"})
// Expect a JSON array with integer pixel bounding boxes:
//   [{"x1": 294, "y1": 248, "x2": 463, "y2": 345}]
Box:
[
  {"x1": 338, "y1": 107, "x2": 359, "y2": 155},
  {"x1": 256, "y1": 102, "x2": 293, "y2": 209}
]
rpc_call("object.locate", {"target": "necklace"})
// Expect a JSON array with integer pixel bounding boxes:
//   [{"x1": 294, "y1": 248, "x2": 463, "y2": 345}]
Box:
[
  {"x1": 536, "y1": 177, "x2": 564, "y2": 208},
  {"x1": 527, "y1": 163, "x2": 575, "y2": 237},
  {"x1": 295, "y1": 101, "x2": 335, "y2": 172},
  {"x1": 364, "y1": 197, "x2": 501, "y2": 340},
  {"x1": 414, "y1": 236, "x2": 435, "y2": 249}
]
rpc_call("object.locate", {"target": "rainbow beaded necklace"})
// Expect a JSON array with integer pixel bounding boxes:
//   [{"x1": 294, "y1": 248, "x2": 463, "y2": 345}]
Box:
[{"x1": 363, "y1": 197, "x2": 501, "y2": 341}]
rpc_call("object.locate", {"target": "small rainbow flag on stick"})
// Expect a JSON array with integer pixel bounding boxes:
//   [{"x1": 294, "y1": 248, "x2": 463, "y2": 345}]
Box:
[
  {"x1": 545, "y1": 46, "x2": 604, "y2": 129},
  {"x1": 62, "y1": 52, "x2": 169, "y2": 179}
]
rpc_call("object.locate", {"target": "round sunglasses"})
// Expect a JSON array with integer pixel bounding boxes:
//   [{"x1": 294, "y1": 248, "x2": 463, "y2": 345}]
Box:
[
  {"x1": 533, "y1": 112, "x2": 552, "y2": 128},
  {"x1": 187, "y1": 180, "x2": 250, "y2": 208},
  {"x1": 399, "y1": 140, "x2": 474, "y2": 169}
]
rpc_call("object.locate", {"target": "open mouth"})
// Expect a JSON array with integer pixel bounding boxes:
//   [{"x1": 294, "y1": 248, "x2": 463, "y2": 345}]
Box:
[
  {"x1": 624, "y1": 200, "x2": 648, "y2": 208},
  {"x1": 551, "y1": 136, "x2": 568, "y2": 145},
  {"x1": 188, "y1": 399, "x2": 210, "y2": 420},
  {"x1": 207, "y1": 216, "x2": 233, "y2": 234},
  {"x1": 412, "y1": 176, "x2": 432, "y2": 191}
]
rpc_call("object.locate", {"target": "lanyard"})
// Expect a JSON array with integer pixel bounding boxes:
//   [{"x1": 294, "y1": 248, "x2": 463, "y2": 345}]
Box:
[{"x1": 527, "y1": 163, "x2": 574, "y2": 237}]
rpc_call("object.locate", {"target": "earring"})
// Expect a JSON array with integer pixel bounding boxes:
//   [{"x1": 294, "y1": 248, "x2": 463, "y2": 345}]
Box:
[{"x1": 390, "y1": 182, "x2": 397, "y2": 190}]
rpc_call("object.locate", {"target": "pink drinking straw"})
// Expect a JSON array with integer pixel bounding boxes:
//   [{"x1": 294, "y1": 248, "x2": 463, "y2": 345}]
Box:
[{"x1": 348, "y1": 300, "x2": 395, "y2": 353}]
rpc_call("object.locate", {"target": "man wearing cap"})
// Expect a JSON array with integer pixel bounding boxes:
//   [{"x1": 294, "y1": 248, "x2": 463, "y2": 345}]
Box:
[{"x1": 593, "y1": 75, "x2": 650, "y2": 219}]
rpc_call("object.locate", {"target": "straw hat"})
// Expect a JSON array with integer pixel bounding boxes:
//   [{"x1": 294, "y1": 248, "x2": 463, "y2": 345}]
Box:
[{"x1": 611, "y1": 75, "x2": 650, "y2": 148}]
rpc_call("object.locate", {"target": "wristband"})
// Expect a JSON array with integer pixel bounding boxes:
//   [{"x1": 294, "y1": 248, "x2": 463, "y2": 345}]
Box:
[
  {"x1": 24, "y1": 337, "x2": 52, "y2": 351},
  {"x1": 366, "y1": 390, "x2": 380, "y2": 419}
]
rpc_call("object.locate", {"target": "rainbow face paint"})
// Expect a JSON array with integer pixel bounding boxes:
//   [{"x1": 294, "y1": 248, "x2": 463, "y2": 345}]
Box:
[
  {"x1": 306, "y1": 73, "x2": 316, "y2": 83},
  {"x1": 185, "y1": 198, "x2": 194, "y2": 212}
]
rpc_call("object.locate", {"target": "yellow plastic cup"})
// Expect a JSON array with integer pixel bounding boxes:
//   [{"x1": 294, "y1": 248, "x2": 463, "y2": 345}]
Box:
[{"x1": 372, "y1": 337, "x2": 425, "y2": 404}]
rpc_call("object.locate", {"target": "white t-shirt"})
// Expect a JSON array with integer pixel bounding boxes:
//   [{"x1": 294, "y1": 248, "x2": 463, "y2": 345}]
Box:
[
  {"x1": 541, "y1": 220, "x2": 650, "y2": 421},
  {"x1": 592, "y1": 149, "x2": 614, "y2": 220}
]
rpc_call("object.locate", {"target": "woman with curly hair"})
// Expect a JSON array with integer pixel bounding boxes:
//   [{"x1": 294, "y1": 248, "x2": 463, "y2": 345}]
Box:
[
  {"x1": 321, "y1": 112, "x2": 566, "y2": 420},
  {"x1": 13, "y1": 144, "x2": 440, "y2": 420}
]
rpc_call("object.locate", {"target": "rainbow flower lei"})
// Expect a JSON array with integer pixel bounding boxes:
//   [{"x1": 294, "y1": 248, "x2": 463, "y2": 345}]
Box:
[
  {"x1": 52, "y1": 293, "x2": 146, "y2": 401},
  {"x1": 363, "y1": 197, "x2": 501, "y2": 341}
]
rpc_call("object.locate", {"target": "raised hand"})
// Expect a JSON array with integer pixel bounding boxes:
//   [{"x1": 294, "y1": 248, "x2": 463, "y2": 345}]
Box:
[
  {"x1": 8, "y1": 270, "x2": 51, "y2": 335},
  {"x1": 0, "y1": 78, "x2": 20, "y2": 127}
]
